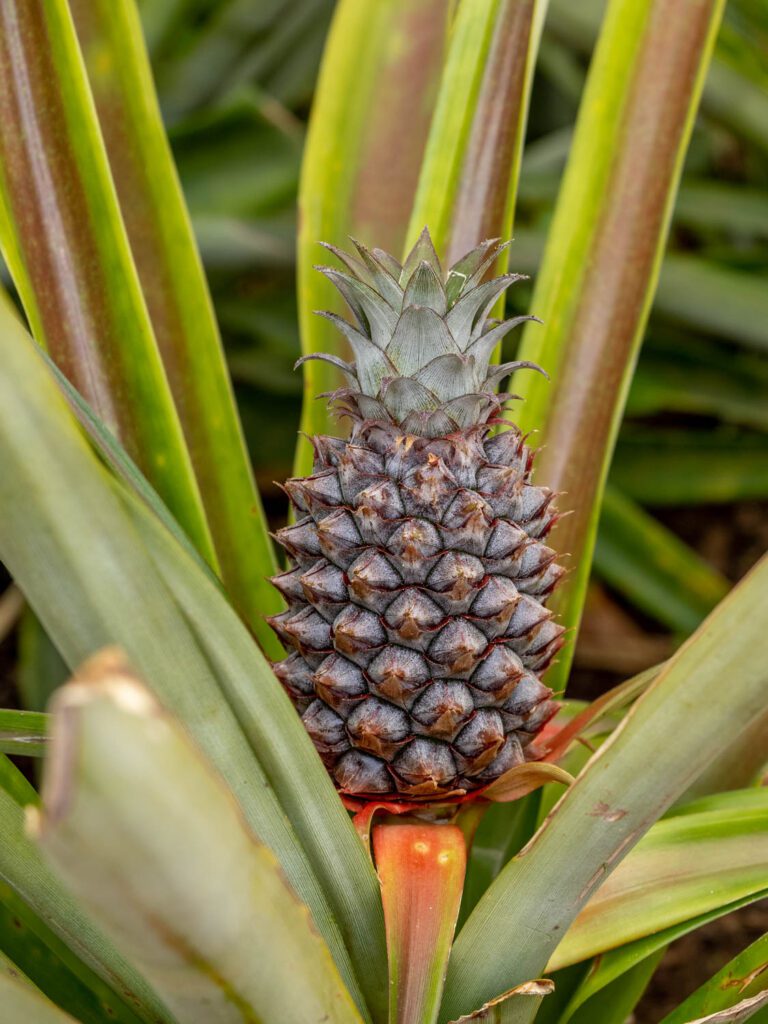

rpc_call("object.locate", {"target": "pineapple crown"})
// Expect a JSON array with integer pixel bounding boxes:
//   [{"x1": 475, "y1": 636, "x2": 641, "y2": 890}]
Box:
[{"x1": 298, "y1": 227, "x2": 546, "y2": 438}]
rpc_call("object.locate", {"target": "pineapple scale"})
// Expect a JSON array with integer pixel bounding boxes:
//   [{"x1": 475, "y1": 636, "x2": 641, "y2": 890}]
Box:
[{"x1": 269, "y1": 420, "x2": 565, "y2": 801}]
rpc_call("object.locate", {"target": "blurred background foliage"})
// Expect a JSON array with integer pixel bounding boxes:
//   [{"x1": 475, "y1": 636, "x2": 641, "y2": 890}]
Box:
[{"x1": 127, "y1": 0, "x2": 768, "y2": 689}]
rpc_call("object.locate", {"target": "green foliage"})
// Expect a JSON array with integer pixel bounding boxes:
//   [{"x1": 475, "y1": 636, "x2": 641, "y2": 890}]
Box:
[{"x1": 0, "y1": 1, "x2": 765, "y2": 1023}]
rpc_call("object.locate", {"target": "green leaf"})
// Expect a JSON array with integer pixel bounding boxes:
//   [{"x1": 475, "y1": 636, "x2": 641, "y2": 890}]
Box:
[
  {"x1": 70, "y1": 0, "x2": 283, "y2": 653},
  {"x1": 294, "y1": 0, "x2": 451, "y2": 472},
  {"x1": 17, "y1": 609, "x2": 70, "y2": 713},
  {"x1": 0, "y1": 709, "x2": 47, "y2": 758},
  {"x1": 626, "y1": 349, "x2": 768, "y2": 432},
  {"x1": 122, "y1": 478, "x2": 388, "y2": 1021},
  {"x1": 673, "y1": 180, "x2": 768, "y2": 239},
  {"x1": 594, "y1": 486, "x2": 729, "y2": 633},
  {"x1": 32, "y1": 652, "x2": 364, "y2": 1024},
  {"x1": 407, "y1": 0, "x2": 547, "y2": 264},
  {"x1": 555, "y1": 888, "x2": 768, "y2": 1024},
  {"x1": 661, "y1": 932, "x2": 768, "y2": 1023},
  {"x1": 0, "y1": 752, "x2": 38, "y2": 805},
  {"x1": 656, "y1": 256, "x2": 768, "y2": 354},
  {"x1": 563, "y1": 948, "x2": 666, "y2": 1024},
  {"x1": 0, "y1": 883, "x2": 152, "y2": 1024},
  {"x1": 0, "y1": 0, "x2": 214, "y2": 565},
  {"x1": 441, "y1": 549, "x2": 768, "y2": 1021},
  {"x1": 0, "y1": 967, "x2": 79, "y2": 1024},
  {"x1": 610, "y1": 430, "x2": 768, "y2": 505},
  {"x1": 0, "y1": 788, "x2": 172, "y2": 1024},
  {"x1": 374, "y1": 823, "x2": 466, "y2": 1024},
  {"x1": 682, "y1": 993, "x2": 768, "y2": 1023},
  {"x1": 0, "y1": 307, "x2": 369, "y2": 1015},
  {"x1": 548, "y1": 799, "x2": 768, "y2": 970},
  {"x1": 510, "y1": 0, "x2": 725, "y2": 692}
]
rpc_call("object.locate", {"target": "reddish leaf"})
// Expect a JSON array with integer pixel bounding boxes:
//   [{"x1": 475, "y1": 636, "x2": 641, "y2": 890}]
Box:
[{"x1": 374, "y1": 823, "x2": 466, "y2": 1024}]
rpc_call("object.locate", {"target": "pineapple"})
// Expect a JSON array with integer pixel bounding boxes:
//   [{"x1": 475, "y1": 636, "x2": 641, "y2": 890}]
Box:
[{"x1": 268, "y1": 229, "x2": 565, "y2": 802}]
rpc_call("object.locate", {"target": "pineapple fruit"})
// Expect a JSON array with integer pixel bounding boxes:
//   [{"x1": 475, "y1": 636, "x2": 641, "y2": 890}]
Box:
[{"x1": 269, "y1": 229, "x2": 565, "y2": 802}]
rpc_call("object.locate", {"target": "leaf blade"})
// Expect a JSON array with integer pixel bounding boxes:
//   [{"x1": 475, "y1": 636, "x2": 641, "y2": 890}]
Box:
[
  {"x1": 32, "y1": 651, "x2": 365, "y2": 1024},
  {"x1": 69, "y1": 0, "x2": 283, "y2": 652},
  {"x1": 0, "y1": 0, "x2": 214, "y2": 563},
  {"x1": 441, "y1": 549, "x2": 768, "y2": 1020},
  {"x1": 511, "y1": 0, "x2": 725, "y2": 691}
]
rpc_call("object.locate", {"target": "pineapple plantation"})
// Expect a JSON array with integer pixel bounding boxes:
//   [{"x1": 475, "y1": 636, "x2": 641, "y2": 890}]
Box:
[{"x1": 0, "y1": 2, "x2": 767, "y2": 1024}]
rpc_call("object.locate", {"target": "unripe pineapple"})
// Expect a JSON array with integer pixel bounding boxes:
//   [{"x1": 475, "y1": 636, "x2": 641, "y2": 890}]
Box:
[{"x1": 269, "y1": 229, "x2": 565, "y2": 802}]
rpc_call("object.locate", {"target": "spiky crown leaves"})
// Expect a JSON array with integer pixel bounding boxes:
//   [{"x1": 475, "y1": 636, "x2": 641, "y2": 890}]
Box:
[{"x1": 299, "y1": 227, "x2": 545, "y2": 438}]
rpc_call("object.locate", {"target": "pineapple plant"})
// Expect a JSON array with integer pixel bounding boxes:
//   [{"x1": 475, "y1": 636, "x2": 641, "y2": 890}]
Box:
[
  {"x1": 0, "y1": 2, "x2": 767, "y2": 1024},
  {"x1": 270, "y1": 231, "x2": 564, "y2": 801}
]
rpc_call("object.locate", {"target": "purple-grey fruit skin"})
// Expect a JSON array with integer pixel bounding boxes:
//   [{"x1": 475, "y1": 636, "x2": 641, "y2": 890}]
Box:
[{"x1": 270, "y1": 420, "x2": 564, "y2": 801}]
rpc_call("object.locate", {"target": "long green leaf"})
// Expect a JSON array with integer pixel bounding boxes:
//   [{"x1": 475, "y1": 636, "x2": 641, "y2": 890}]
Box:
[
  {"x1": 33, "y1": 653, "x2": 364, "y2": 1024},
  {"x1": 611, "y1": 430, "x2": 768, "y2": 505},
  {"x1": 626, "y1": 350, "x2": 768, "y2": 432},
  {"x1": 69, "y1": 0, "x2": 282, "y2": 652},
  {"x1": 441, "y1": 549, "x2": 768, "y2": 1020},
  {"x1": 0, "y1": 787, "x2": 172, "y2": 1024},
  {"x1": 442, "y1": 0, "x2": 548, "y2": 266},
  {"x1": 0, "y1": 309, "x2": 367, "y2": 1015},
  {"x1": 510, "y1": 0, "x2": 725, "y2": 691},
  {"x1": 0, "y1": 709, "x2": 47, "y2": 758},
  {"x1": 563, "y1": 948, "x2": 666, "y2": 1024},
  {"x1": 656, "y1": 255, "x2": 768, "y2": 354},
  {"x1": 556, "y1": 889, "x2": 768, "y2": 1023},
  {"x1": 294, "y1": 0, "x2": 450, "y2": 473},
  {"x1": 0, "y1": 0, "x2": 213, "y2": 564},
  {"x1": 0, "y1": 968, "x2": 79, "y2": 1024},
  {"x1": 5, "y1": 288, "x2": 385, "y2": 1014},
  {"x1": 548, "y1": 800, "x2": 768, "y2": 969},
  {"x1": 594, "y1": 486, "x2": 729, "y2": 633},
  {"x1": 0, "y1": 879, "x2": 154, "y2": 1024},
  {"x1": 406, "y1": 0, "x2": 547, "y2": 263},
  {"x1": 121, "y1": 482, "x2": 388, "y2": 1022},
  {"x1": 661, "y1": 932, "x2": 768, "y2": 1023}
]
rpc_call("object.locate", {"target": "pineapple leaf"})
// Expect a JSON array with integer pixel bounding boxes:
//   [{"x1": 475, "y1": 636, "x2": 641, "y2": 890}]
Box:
[
  {"x1": 0, "y1": 709, "x2": 47, "y2": 758},
  {"x1": 511, "y1": 0, "x2": 726, "y2": 693},
  {"x1": 0, "y1": 306, "x2": 379, "y2": 1017},
  {"x1": 317, "y1": 266, "x2": 400, "y2": 348},
  {"x1": 120, "y1": 486, "x2": 388, "y2": 1022},
  {"x1": 386, "y1": 306, "x2": 461, "y2": 377},
  {"x1": 445, "y1": 276, "x2": 526, "y2": 349},
  {"x1": 400, "y1": 227, "x2": 443, "y2": 288},
  {"x1": 405, "y1": 0, "x2": 547, "y2": 265},
  {"x1": 69, "y1": 0, "x2": 282, "y2": 642},
  {"x1": 442, "y1": 548, "x2": 768, "y2": 1019},
  {"x1": 402, "y1": 261, "x2": 448, "y2": 315},
  {"x1": 594, "y1": 486, "x2": 730, "y2": 634},
  {"x1": 659, "y1": 932, "x2": 768, "y2": 1023},
  {"x1": 548, "y1": 794, "x2": 768, "y2": 971},
  {"x1": 295, "y1": 0, "x2": 451, "y2": 474},
  {"x1": 558, "y1": 889, "x2": 768, "y2": 1024},
  {"x1": 0, "y1": 785, "x2": 171, "y2": 1023},
  {"x1": 351, "y1": 239, "x2": 405, "y2": 309},
  {"x1": 32, "y1": 651, "x2": 366, "y2": 1024},
  {"x1": 0, "y1": 969, "x2": 79, "y2": 1024},
  {"x1": 0, "y1": 0, "x2": 215, "y2": 568},
  {"x1": 314, "y1": 312, "x2": 396, "y2": 393}
]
